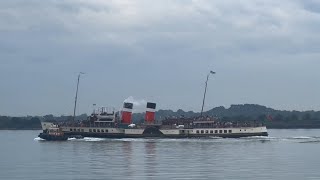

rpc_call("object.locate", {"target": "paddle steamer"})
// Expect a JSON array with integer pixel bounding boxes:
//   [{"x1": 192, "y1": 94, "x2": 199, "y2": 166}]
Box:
[
  {"x1": 39, "y1": 102, "x2": 268, "y2": 140},
  {"x1": 38, "y1": 71, "x2": 268, "y2": 140}
]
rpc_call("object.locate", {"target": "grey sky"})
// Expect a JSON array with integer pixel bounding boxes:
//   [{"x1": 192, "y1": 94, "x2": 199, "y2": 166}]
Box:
[{"x1": 1, "y1": 0, "x2": 320, "y2": 116}]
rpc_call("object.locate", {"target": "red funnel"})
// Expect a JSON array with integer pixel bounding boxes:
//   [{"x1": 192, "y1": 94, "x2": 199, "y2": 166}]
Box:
[
  {"x1": 145, "y1": 102, "x2": 156, "y2": 124},
  {"x1": 121, "y1": 102, "x2": 133, "y2": 124}
]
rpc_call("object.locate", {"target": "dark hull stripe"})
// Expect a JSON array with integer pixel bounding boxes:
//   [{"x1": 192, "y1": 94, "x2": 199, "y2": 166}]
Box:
[{"x1": 65, "y1": 132, "x2": 268, "y2": 138}]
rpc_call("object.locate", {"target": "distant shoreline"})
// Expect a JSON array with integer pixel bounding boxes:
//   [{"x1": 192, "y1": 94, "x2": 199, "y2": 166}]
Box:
[
  {"x1": 2, "y1": 104, "x2": 320, "y2": 130},
  {"x1": 0, "y1": 128, "x2": 41, "y2": 130},
  {"x1": 1, "y1": 128, "x2": 320, "y2": 130}
]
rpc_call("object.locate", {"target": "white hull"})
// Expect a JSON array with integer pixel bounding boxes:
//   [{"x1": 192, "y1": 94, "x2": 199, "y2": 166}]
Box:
[{"x1": 41, "y1": 122, "x2": 268, "y2": 138}]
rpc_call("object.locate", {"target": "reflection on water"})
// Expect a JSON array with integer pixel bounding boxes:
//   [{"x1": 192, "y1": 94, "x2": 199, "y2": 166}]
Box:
[
  {"x1": 2, "y1": 130, "x2": 320, "y2": 180},
  {"x1": 145, "y1": 142, "x2": 157, "y2": 179},
  {"x1": 122, "y1": 141, "x2": 133, "y2": 178}
]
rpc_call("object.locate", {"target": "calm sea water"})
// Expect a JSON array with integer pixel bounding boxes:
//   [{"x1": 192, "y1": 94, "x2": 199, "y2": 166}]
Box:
[{"x1": 1, "y1": 130, "x2": 320, "y2": 180}]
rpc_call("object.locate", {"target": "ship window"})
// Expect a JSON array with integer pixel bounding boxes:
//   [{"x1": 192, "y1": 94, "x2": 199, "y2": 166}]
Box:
[
  {"x1": 205, "y1": 130, "x2": 208, "y2": 134},
  {"x1": 215, "y1": 130, "x2": 218, "y2": 133},
  {"x1": 229, "y1": 130, "x2": 232, "y2": 133},
  {"x1": 181, "y1": 130, "x2": 185, "y2": 133},
  {"x1": 81, "y1": 129, "x2": 84, "y2": 132},
  {"x1": 224, "y1": 130, "x2": 227, "y2": 133},
  {"x1": 201, "y1": 130, "x2": 204, "y2": 134},
  {"x1": 196, "y1": 130, "x2": 199, "y2": 134},
  {"x1": 97, "y1": 129, "x2": 100, "y2": 133},
  {"x1": 101, "y1": 129, "x2": 104, "y2": 133},
  {"x1": 219, "y1": 130, "x2": 222, "y2": 133},
  {"x1": 74, "y1": 129, "x2": 76, "y2": 132},
  {"x1": 210, "y1": 130, "x2": 213, "y2": 133},
  {"x1": 89, "y1": 129, "x2": 92, "y2": 132},
  {"x1": 78, "y1": 129, "x2": 80, "y2": 132},
  {"x1": 106, "y1": 129, "x2": 108, "y2": 133},
  {"x1": 70, "y1": 129, "x2": 72, "y2": 131},
  {"x1": 93, "y1": 129, "x2": 96, "y2": 132},
  {"x1": 244, "y1": 129, "x2": 246, "y2": 131}
]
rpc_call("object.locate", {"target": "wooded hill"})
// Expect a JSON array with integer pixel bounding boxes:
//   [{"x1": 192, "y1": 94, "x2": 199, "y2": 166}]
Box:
[{"x1": 1, "y1": 104, "x2": 320, "y2": 129}]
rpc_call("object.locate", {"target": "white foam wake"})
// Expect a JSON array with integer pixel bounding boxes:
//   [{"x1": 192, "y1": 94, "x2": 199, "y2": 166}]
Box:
[
  {"x1": 289, "y1": 136, "x2": 312, "y2": 139},
  {"x1": 34, "y1": 137, "x2": 44, "y2": 141},
  {"x1": 83, "y1": 137, "x2": 105, "y2": 142},
  {"x1": 240, "y1": 136, "x2": 277, "y2": 140}
]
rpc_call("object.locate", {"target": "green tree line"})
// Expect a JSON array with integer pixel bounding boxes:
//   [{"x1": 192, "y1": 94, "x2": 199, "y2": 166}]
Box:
[{"x1": 2, "y1": 104, "x2": 320, "y2": 129}]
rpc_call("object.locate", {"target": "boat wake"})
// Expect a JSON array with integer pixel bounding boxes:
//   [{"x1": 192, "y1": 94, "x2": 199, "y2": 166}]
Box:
[
  {"x1": 209, "y1": 136, "x2": 223, "y2": 139},
  {"x1": 240, "y1": 135, "x2": 320, "y2": 142},
  {"x1": 287, "y1": 136, "x2": 313, "y2": 139},
  {"x1": 66, "y1": 137, "x2": 106, "y2": 142},
  {"x1": 240, "y1": 136, "x2": 276, "y2": 140},
  {"x1": 299, "y1": 140, "x2": 320, "y2": 143},
  {"x1": 113, "y1": 138, "x2": 147, "y2": 142},
  {"x1": 83, "y1": 137, "x2": 105, "y2": 142},
  {"x1": 34, "y1": 137, "x2": 45, "y2": 141}
]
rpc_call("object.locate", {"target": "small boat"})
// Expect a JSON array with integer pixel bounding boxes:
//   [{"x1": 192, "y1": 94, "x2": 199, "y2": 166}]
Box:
[{"x1": 38, "y1": 126, "x2": 68, "y2": 141}]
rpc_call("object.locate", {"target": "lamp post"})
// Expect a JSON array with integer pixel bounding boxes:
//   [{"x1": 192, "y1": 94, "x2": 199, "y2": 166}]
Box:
[
  {"x1": 73, "y1": 72, "x2": 85, "y2": 121},
  {"x1": 200, "y1": 71, "x2": 215, "y2": 117}
]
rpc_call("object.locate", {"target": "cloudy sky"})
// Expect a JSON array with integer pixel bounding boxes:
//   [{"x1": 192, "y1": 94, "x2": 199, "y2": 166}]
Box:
[{"x1": 1, "y1": 0, "x2": 320, "y2": 116}]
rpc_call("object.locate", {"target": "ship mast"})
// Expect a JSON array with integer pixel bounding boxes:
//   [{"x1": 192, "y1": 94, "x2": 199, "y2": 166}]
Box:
[
  {"x1": 73, "y1": 72, "x2": 85, "y2": 121},
  {"x1": 200, "y1": 71, "x2": 215, "y2": 117}
]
